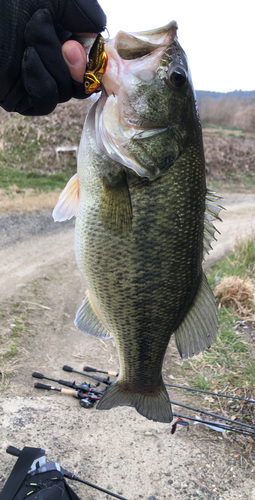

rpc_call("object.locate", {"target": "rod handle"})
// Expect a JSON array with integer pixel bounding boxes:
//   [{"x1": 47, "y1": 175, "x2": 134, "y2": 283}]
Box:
[
  {"x1": 6, "y1": 445, "x2": 21, "y2": 457},
  {"x1": 32, "y1": 371, "x2": 44, "y2": 379},
  {"x1": 61, "y1": 388, "x2": 78, "y2": 397},
  {"x1": 34, "y1": 382, "x2": 51, "y2": 390},
  {"x1": 58, "y1": 379, "x2": 75, "y2": 388},
  {"x1": 62, "y1": 365, "x2": 73, "y2": 372}
]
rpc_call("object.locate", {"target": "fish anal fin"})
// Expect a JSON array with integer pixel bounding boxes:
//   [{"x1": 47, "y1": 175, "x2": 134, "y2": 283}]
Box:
[
  {"x1": 52, "y1": 173, "x2": 79, "y2": 222},
  {"x1": 97, "y1": 378, "x2": 173, "y2": 423},
  {"x1": 75, "y1": 292, "x2": 112, "y2": 339},
  {"x1": 174, "y1": 272, "x2": 218, "y2": 360},
  {"x1": 99, "y1": 171, "x2": 132, "y2": 234}
]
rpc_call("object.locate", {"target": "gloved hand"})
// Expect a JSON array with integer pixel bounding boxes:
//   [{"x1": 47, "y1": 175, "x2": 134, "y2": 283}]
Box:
[{"x1": 0, "y1": 0, "x2": 106, "y2": 115}]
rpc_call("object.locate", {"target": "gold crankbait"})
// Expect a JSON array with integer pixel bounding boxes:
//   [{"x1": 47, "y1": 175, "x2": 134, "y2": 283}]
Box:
[{"x1": 84, "y1": 34, "x2": 108, "y2": 94}]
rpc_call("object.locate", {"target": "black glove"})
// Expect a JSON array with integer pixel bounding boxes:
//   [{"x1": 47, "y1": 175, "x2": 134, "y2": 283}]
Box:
[{"x1": 0, "y1": 0, "x2": 106, "y2": 115}]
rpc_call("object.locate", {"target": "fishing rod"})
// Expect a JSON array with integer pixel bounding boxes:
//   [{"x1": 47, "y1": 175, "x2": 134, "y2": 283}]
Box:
[
  {"x1": 32, "y1": 371, "x2": 103, "y2": 395},
  {"x1": 63, "y1": 365, "x2": 112, "y2": 385},
  {"x1": 171, "y1": 400, "x2": 255, "y2": 431},
  {"x1": 92, "y1": 367, "x2": 255, "y2": 404},
  {"x1": 83, "y1": 365, "x2": 119, "y2": 377},
  {"x1": 64, "y1": 470, "x2": 128, "y2": 500},
  {"x1": 34, "y1": 382, "x2": 100, "y2": 402},
  {"x1": 6, "y1": 445, "x2": 128, "y2": 500},
  {"x1": 165, "y1": 381, "x2": 255, "y2": 404},
  {"x1": 172, "y1": 413, "x2": 255, "y2": 437}
]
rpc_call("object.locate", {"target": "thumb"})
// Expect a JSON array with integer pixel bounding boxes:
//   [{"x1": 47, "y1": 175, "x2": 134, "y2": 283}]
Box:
[{"x1": 62, "y1": 41, "x2": 87, "y2": 84}]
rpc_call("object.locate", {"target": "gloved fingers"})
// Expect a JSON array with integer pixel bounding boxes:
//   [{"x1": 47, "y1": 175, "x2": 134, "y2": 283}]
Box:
[
  {"x1": 57, "y1": 0, "x2": 106, "y2": 34},
  {"x1": 25, "y1": 9, "x2": 74, "y2": 103},
  {"x1": 19, "y1": 46, "x2": 59, "y2": 115},
  {"x1": 0, "y1": 78, "x2": 26, "y2": 113},
  {"x1": 1, "y1": 46, "x2": 87, "y2": 114},
  {"x1": 72, "y1": 79, "x2": 89, "y2": 99},
  {"x1": 0, "y1": 0, "x2": 106, "y2": 114}
]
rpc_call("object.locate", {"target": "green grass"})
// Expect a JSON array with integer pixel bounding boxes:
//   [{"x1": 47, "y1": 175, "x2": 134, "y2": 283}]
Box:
[
  {"x1": 205, "y1": 238, "x2": 255, "y2": 392},
  {"x1": 192, "y1": 374, "x2": 210, "y2": 391},
  {"x1": 208, "y1": 238, "x2": 255, "y2": 285},
  {"x1": 182, "y1": 307, "x2": 255, "y2": 390},
  {"x1": 202, "y1": 124, "x2": 245, "y2": 132},
  {"x1": 0, "y1": 165, "x2": 74, "y2": 191},
  {"x1": 172, "y1": 237, "x2": 255, "y2": 424}
]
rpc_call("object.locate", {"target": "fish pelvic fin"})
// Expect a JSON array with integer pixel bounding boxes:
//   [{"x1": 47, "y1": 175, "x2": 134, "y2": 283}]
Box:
[
  {"x1": 99, "y1": 171, "x2": 132, "y2": 235},
  {"x1": 75, "y1": 292, "x2": 112, "y2": 339},
  {"x1": 174, "y1": 272, "x2": 218, "y2": 360},
  {"x1": 52, "y1": 173, "x2": 79, "y2": 222},
  {"x1": 97, "y1": 378, "x2": 173, "y2": 423},
  {"x1": 203, "y1": 188, "x2": 225, "y2": 258}
]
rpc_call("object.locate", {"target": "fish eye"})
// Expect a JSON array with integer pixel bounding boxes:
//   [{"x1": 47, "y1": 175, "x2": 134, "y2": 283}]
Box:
[{"x1": 169, "y1": 67, "x2": 187, "y2": 88}]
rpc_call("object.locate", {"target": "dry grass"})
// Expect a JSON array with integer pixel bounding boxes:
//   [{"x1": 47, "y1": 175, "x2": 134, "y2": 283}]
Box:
[
  {"x1": 0, "y1": 186, "x2": 61, "y2": 213},
  {"x1": 214, "y1": 276, "x2": 255, "y2": 321},
  {"x1": 203, "y1": 132, "x2": 255, "y2": 185}
]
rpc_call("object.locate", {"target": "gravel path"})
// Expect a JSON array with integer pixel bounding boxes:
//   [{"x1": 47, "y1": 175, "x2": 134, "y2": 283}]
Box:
[{"x1": 0, "y1": 210, "x2": 74, "y2": 249}]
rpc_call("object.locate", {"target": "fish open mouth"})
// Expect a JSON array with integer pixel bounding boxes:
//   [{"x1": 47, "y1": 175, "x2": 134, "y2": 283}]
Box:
[
  {"x1": 102, "y1": 21, "x2": 178, "y2": 97},
  {"x1": 97, "y1": 21, "x2": 178, "y2": 178}
]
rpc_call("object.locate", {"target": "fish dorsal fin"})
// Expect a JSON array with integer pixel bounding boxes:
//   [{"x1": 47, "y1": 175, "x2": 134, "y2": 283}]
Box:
[
  {"x1": 52, "y1": 173, "x2": 79, "y2": 222},
  {"x1": 174, "y1": 272, "x2": 218, "y2": 360},
  {"x1": 75, "y1": 292, "x2": 112, "y2": 339},
  {"x1": 203, "y1": 189, "x2": 224, "y2": 258}
]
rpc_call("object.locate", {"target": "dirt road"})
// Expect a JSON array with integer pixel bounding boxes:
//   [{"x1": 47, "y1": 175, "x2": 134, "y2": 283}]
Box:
[{"x1": 0, "y1": 193, "x2": 255, "y2": 499}]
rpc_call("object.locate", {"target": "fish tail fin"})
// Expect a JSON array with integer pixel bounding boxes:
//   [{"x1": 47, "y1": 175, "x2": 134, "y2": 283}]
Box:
[{"x1": 97, "y1": 379, "x2": 173, "y2": 423}]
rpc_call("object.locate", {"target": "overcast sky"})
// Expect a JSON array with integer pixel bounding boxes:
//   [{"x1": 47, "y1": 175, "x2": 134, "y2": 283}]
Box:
[{"x1": 99, "y1": 0, "x2": 254, "y2": 93}]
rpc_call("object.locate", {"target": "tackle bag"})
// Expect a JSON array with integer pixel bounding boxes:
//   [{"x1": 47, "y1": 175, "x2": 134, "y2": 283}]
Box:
[{"x1": 0, "y1": 446, "x2": 80, "y2": 500}]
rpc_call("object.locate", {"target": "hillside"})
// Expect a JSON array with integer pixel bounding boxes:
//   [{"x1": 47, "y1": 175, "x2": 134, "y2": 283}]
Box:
[
  {"x1": 196, "y1": 90, "x2": 255, "y2": 130},
  {"x1": 0, "y1": 91, "x2": 255, "y2": 195},
  {"x1": 196, "y1": 90, "x2": 255, "y2": 100}
]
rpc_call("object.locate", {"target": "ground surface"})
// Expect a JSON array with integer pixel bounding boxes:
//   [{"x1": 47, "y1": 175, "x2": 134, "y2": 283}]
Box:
[{"x1": 0, "y1": 192, "x2": 255, "y2": 500}]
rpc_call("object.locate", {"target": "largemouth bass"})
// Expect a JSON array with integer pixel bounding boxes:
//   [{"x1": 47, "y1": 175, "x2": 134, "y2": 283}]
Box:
[{"x1": 53, "y1": 21, "x2": 222, "y2": 423}]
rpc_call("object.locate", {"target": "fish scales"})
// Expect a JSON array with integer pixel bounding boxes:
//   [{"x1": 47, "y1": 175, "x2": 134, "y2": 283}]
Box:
[
  {"x1": 75, "y1": 135, "x2": 205, "y2": 415},
  {"x1": 53, "y1": 21, "x2": 220, "y2": 423}
]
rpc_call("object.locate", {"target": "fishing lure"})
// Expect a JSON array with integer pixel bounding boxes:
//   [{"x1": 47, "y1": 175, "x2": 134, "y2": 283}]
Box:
[
  {"x1": 84, "y1": 34, "x2": 108, "y2": 94},
  {"x1": 171, "y1": 418, "x2": 189, "y2": 435}
]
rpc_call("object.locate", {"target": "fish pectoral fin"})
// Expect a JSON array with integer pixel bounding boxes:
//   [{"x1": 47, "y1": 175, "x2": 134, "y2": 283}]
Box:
[
  {"x1": 97, "y1": 379, "x2": 173, "y2": 423},
  {"x1": 174, "y1": 272, "x2": 218, "y2": 360},
  {"x1": 99, "y1": 171, "x2": 132, "y2": 234},
  {"x1": 52, "y1": 173, "x2": 79, "y2": 222},
  {"x1": 75, "y1": 292, "x2": 112, "y2": 339}
]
